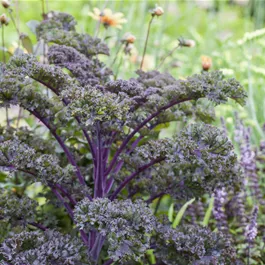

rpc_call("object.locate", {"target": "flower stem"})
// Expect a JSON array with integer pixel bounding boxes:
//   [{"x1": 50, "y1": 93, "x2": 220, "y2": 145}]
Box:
[
  {"x1": 156, "y1": 44, "x2": 180, "y2": 69},
  {"x1": 2, "y1": 25, "x2": 10, "y2": 128},
  {"x1": 8, "y1": 9, "x2": 20, "y2": 37},
  {"x1": 114, "y1": 51, "x2": 124, "y2": 80},
  {"x1": 110, "y1": 41, "x2": 123, "y2": 67},
  {"x1": 2, "y1": 26, "x2": 6, "y2": 63},
  {"x1": 140, "y1": 15, "x2": 154, "y2": 70},
  {"x1": 41, "y1": 0, "x2": 45, "y2": 17}
]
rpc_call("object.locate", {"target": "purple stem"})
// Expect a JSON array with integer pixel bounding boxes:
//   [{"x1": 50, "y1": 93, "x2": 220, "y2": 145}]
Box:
[
  {"x1": 32, "y1": 78, "x2": 96, "y2": 162},
  {"x1": 103, "y1": 260, "x2": 114, "y2": 265},
  {"x1": 55, "y1": 183, "x2": 77, "y2": 205},
  {"x1": 51, "y1": 186, "x2": 74, "y2": 219},
  {"x1": 104, "y1": 178, "x2": 114, "y2": 194},
  {"x1": 105, "y1": 98, "x2": 191, "y2": 177},
  {"x1": 94, "y1": 123, "x2": 105, "y2": 198},
  {"x1": 80, "y1": 230, "x2": 89, "y2": 246},
  {"x1": 28, "y1": 222, "x2": 47, "y2": 231},
  {"x1": 50, "y1": 184, "x2": 89, "y2": 246},
  {"x1": 5, "y1": 165, "x2": 36, "y2": 177},
  {"x1": 90, "y1": 233, "x2": 106, "y2": 261},
  {"x1": 145, "y1": 192, "x2": 166, "y2": 204},
  {"x1": 110, "y1": 157, "x2": 164, "y2": 200},
  {"x1": 30, "y1": 110, "x2": 90, "y2": 196},
  {"x1": 103, "y1": 125, "x2": 156, "y2": 194}
]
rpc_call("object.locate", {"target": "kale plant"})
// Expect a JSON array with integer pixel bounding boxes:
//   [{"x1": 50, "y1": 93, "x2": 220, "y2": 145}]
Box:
[{"x1": 0, "y1": 11, "x2": 247, "y2": 265}]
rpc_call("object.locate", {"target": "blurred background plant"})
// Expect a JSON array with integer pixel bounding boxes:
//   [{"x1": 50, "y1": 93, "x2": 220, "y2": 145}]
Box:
[{"x1": 1, "y1": 0, "x2": 265, "y2": 264}]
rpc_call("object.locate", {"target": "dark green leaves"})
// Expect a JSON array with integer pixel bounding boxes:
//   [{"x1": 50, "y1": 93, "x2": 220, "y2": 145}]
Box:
[
  {"x1": 74, "y1": 198, "x2": 156, "y2": 262},
  {"x1": 36, "y1": 12, "x2": 109, "y2": 57},
  {"x1": 0, "y1": 230, "x2": 89, "y2": 264}
]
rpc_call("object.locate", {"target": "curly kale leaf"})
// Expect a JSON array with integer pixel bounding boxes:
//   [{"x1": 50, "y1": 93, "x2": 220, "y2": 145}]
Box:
[
  {"x1": 0, "y1": 126, "x2": 55, "y2": 155},
  {"x1": 0, "y1": 230, "x2": 89, "y2": 265},
  {"x1": 121, "y1": 123, "x2": 241, "y2": 199},
  {"x1": 0, "y1": 139, "x2": 74, "y2": 185},
  {"x1": 155, "y1": 224, "x2": 236, "y2": 265},
  {"x1": 5, "y1": 53, "x2": 78, "y2": 95},
  {"x1": 36, "y1": 11, "x2": 109, "y2": 56},
  {"x1": 74, "y1": 198, "x2": 156, "y2": 262},
  {"x1": 48, "y1": 44, "x2": 112, "y2": 86},
  {"x1": 0, "y1": 190, "x2": 37, "y2": 225},
  {"x1": 61, "y1": 85, "x2": 132, "y2": 128},
  {"x1": 136, "y1": 70, "x2": 247, "y2": 108}
]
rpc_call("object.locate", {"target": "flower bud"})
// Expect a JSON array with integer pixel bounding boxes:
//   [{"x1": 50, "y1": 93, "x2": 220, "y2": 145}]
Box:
[
  {"x1": 171, "y1": 61, "x2": 182, "y2": 68},
  {"x1": 201, "y1": 55, "x2": 212, "y2": 71},
  {"x1": 2, "y1": 0, "x2": 10, "y2": 8},
  {"x1": 0, "y1": 13, "x2": 9, "y2": 25},
  {"x1": 124, "y1": 43, "x2": 133, "y2": 55},
  {"x1": 122, "y1": 32, "x2": 136, "y2": 44},
  {"x1": 151, "y1": 6, "x2": 164, "y2": 17},
  {"x1": 181, "y1": 39, "x2": 196, "y2": 47}
]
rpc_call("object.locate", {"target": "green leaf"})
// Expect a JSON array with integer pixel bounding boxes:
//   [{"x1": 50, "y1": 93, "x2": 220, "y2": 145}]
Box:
[
  {"x1": 172, "y1": 198, "x2": 195, "y2": 228},
  {"x1": 202, "y1": 196, "x2": 214, "y2": 226},
  {"x1": 20, "y1": 33, "x2": 33, "y2": 54},
  {"x1": 168, "y1": 203, "x2": 174, "y2": 222},
  {"x1": 146, "y1": 249, "x2": 156, "y2": 264}
]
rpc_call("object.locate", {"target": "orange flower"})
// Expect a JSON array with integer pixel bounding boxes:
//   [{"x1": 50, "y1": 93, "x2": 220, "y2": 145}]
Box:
[
  {"x1": 88, "y1": 8, "x2": 127, "y2": 29},
  {"x1": 122, "y1": 32, "x2": 136, "y2": 44},
  {"x1": 201, "y1": 55, "x2": 212, "y2": 71}
]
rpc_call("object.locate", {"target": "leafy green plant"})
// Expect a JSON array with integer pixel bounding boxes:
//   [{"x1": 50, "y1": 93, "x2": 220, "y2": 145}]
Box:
[{"x1": 0, "y1": 9, "x2": 247, "y2": 265}]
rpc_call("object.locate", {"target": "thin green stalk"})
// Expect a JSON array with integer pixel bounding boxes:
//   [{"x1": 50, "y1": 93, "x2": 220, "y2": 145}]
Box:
[
  {"x1": 41, "y1": 0, "x2": 45, "y2": 17},
  {"x1": 16, "y1": 107, "x2": 23, "y2": 128},
  {"x1": 156, "y1": 44, "x2": 180, "y2": 69},
  {"x1": 110, "y1": 42, "x2": 123, "y2": 67},
  {"x1": 2, "y1": 25, "x2": 9, "y2": 127},
  {"x1": 2, "y1": 26, "x2": 6, "y2": 63},
  {"x1": 45, "y1": 0, "x2": 49, "y2": 13},
  {"x1": 94, "y1": 0, "x2": 109, "y2": 38},
  {"x1": 140, "y1": 15, "x2": 154, "y2": 70},
  {"x1": 8, "y1": 9, "x2": 20, "y2": 37},
  {"x1": 11, "y1": 2, "x2": 23, "y2": 127},
  {"x1": 247, "y1": 243, "x2": 250, "y2": 265},
  {"x1": 114, "y1": 52, "x2": 124, "y2": 80}
]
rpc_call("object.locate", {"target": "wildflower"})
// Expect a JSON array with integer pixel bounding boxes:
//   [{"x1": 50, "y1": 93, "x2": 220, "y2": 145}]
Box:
[
  {"x1": 1, "y1": 0, "x2": 10, "y2": 9},
  {"x1": 0, "y1": 13, "x2": 9, "y2": 25},
  {"x1": 201, "y1": 55, "x2": 212, "y2": 71},
  {"x1": 151, "y1": 5, "x2": 164, "y2": 17},
  {"x1": 178, "y1": 38, "x2": 196, "y2": 47},
  {"x1": 122, "y1": 32, "x2": 136, "y2": 44},
  {"x1": 88, "y1": 8, "x2": 127, "y2": 29},
  {"x1": 213, "y1": 187, "x2": 231, "y2": 239},
  {"x1": 171, "y1": 60, "x2": 183, "y2": 68},
  {"x1": 124, "y1": 43, "x2": 134, "y2": 55},
  {"x1": 245, "y1": 206, "x2": 258, "y2": 242}
]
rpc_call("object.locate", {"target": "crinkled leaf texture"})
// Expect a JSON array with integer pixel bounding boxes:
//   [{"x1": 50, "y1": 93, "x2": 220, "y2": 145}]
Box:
[
  {"x1": 0, "y1": 230, "x2": 90, "y2": 265},
  {"x1": 0, "y1": 11, "x2": 246, "y2": 265}
]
